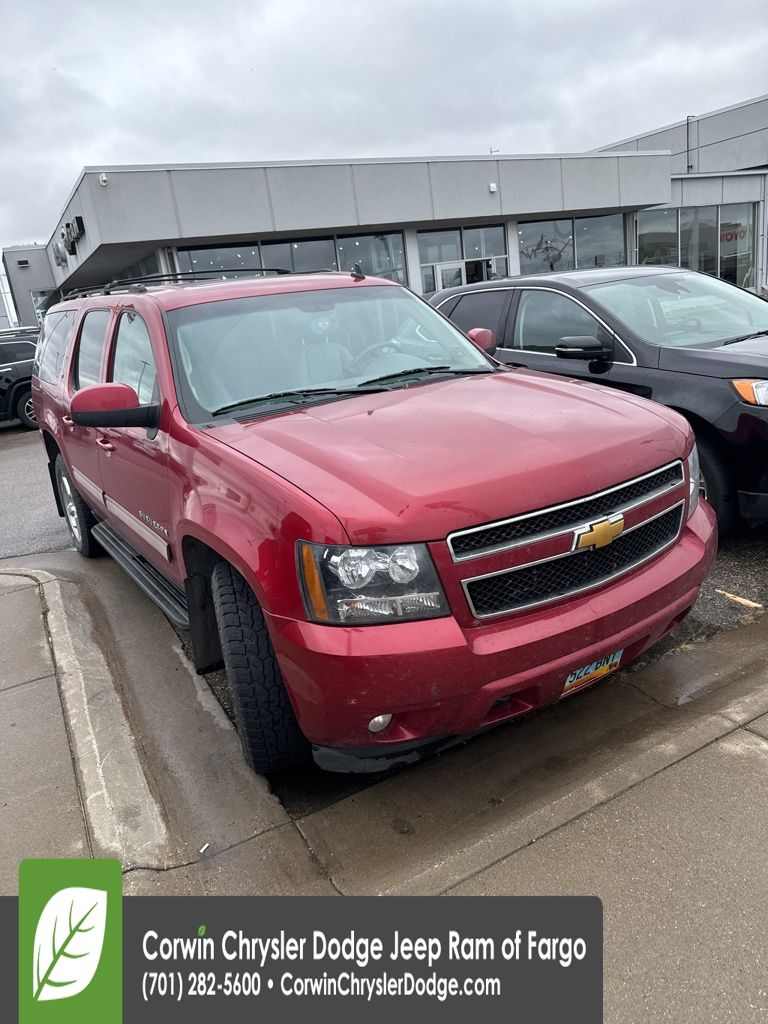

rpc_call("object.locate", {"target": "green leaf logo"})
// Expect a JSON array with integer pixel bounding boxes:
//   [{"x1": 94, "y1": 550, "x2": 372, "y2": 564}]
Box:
[{"x1": 32, "y1": 887, "x2": 108, "y2": 1002}]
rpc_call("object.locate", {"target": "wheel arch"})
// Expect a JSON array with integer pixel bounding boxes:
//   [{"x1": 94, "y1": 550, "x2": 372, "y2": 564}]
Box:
[{"x1": 42, "y1": 430, "x2": 65, "y2": 517}]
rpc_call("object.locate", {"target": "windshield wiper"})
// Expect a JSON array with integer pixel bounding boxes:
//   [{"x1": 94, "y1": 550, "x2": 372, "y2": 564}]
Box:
[
  {"x1": 211, "y1": 386, "x2": 385, "y2": 416},
  {"x1": 358, "y1": 366, "x2": 494, "y2": 387},
  {"x1": 723, "y1": 329, "x2": 768, "y2": 346}
]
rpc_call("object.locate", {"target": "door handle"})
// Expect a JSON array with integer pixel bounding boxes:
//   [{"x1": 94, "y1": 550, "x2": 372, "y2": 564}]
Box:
[{"x1": 96, "y1": 437, "x2": 115, "y2": 453}]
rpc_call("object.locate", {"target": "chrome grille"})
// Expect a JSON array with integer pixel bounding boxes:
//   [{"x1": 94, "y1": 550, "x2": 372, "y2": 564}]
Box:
[
  {"x1": 464, "y1": 502, "x2": 684, "y2": 619},
  {"x1": 449, "y1": 462, "x2": 684, "y2": 561}
]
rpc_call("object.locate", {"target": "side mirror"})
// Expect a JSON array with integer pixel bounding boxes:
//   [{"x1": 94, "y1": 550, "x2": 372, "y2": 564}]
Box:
[
  {"x1": 70, "y1": 383, "x2": 160, "y2": 428},
  {"x1": 467, "y1": 327, "x2": 497, "y2": 357},
  {"x1": 555, "y1": 335, "x2": 613, "y2": 362}
]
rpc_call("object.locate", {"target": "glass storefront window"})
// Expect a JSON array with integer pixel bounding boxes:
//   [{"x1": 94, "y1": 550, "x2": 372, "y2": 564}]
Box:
[
  {"x1": 417, "y1": 230, "x2": 462, "y2": 265},
  {"x1": 421, "y1": 266, "x2": 437, "y2": 294},
  {"x1": 719, "y1": 203, "x2": 755, "y2": 289},
  {"x1": 463, "y1": 225, "x2": 506, "y2": 259},
  {"x1": 518, "y1": 220, "x2": 574, "y2": 275},
  {"x1": 261, "y1": 238, "x2": 337, "y2": 274},
  {"x1": 336, "y1": 233, "x2": 406, "y2": 283},
  {"x1": 177, "y1": 245, "x2": 261, "y2": 275},
  {"x1": 680, "y1": 206, "x2": 718, "y2": 276},
  {"x1": 119, "y1": 252, "x2": 160, "y2": 279},
  {"x1": 637, "y1": 209, "x2": 679, "y2": 266},
  {"x1": 574, "y1": 214, "x2": 626, "y2": 269}
]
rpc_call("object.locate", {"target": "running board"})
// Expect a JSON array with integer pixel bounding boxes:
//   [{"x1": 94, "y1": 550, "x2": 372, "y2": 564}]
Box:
[{"x1": 92, "y1": 522, "x2": 190, "y2": 629}]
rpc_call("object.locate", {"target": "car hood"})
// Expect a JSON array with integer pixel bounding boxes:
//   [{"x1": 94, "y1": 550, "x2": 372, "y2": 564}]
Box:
[
  {"x1": 207, "y1": 372, "x2": 689, "y2": 544},
  {"x1": 658, "y1": 336, "x2": 768, "y2": 377}
]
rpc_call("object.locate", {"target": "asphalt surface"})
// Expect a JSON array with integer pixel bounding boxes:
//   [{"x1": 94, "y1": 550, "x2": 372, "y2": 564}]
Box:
[
  {"x1": 3, "y1": 421, "x2": 768, "y2": 817},
  {"x1": 0, "y1": 421, "x2": 70, "y2": 557}
]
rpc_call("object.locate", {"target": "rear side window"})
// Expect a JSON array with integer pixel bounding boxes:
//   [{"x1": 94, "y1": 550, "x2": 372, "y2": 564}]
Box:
[
  {"x1": 36, "y1": 311, "x2": 75, "y2": 384},
  {"x1": 73, "y1": 310, "x2": 111, "y2": 390},
  {"x1": 450, "y1": 290, "x2": 510, "y2": 339},
  {"x1": 110, "y1": 312, "x2": 158, "y2": 405},
  {"x1": 0, "y1": 340, "x2": 36, "y2": 362}
]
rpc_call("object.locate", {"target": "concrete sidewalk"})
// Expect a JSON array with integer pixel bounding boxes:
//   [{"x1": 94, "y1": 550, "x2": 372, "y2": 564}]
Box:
[
  {"x1": 0, "y1": 560, "x2": 334, "y2": 897},
  {"x1": 0, "y1": 571, "x2": 90, "y2": 885}
]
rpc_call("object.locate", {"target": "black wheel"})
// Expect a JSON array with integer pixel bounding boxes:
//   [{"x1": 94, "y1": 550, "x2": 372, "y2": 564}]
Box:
[
  {"x1": 211, "y1": 562, "x2": 308, "y2": 772},
  {"x1": 696, "y1": 435, "x2": 738, "y2": 537},
  {"x1": 54, "y1": 455, "x2": 101, "y2": 557},
  {"x1": 15, "y1": 388, "x2": 37, "y2": 430}
]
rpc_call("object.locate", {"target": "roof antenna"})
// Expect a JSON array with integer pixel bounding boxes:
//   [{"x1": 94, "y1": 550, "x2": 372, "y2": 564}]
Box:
[{"x1": 350, "y1": 263, "x2": 365, "y2": 280}]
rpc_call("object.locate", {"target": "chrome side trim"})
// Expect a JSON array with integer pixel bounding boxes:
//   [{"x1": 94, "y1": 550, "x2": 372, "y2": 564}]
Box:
[
  {"x1": 72, "y1": 467, "x2": 104, "y2": 508},
  {"x1": 462, "y1": 500, "x2": 685, "y2": 621},
  {"x1": 103, "y1": 496, "x2": 171, "y2": 561},
  {"x1": 447, "y1": 460, "x2": 684, "y2": 562}
]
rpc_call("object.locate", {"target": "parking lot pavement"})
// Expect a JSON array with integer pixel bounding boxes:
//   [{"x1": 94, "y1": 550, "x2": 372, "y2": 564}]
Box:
[
  {"x1": 0, "y1": 423, "x2": 70, "y2": 557},
  {"x1": 3, "y1": 544, "x2": 768, "y2": 1014}
]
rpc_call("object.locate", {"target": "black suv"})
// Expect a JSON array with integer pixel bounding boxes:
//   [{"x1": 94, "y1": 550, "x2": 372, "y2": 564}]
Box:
[
  {"x1": 432, "y1": 267, "x2": 768, "y2": 533},
  {"x1": 0, "y1": 327, "x2": 39, "y2": 429}
]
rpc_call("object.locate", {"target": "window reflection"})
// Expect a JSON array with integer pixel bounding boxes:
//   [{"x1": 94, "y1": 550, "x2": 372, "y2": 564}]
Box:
[
  {"x1": 574, "y1": 215, "x2": 626, "y2": 269},
  {"x1": 680, "y1": 206, "x2": 717, "y2": 276},
  {"x1": 719, "y1": 204, "x2": 754, "y2": 288},
  {"x1": 417, "y1": 230, "x2": 462, "y2": 264},
  {"x1": 262, "y1": 238, "x2": 337, "y2": 273},
  {"x1": 336, "y1": 233, "x2": 406, "y2": 282},
  {"x1": 518, "y1": 220, "x2": 574, "y2": 274},
  {"x1": 637, "y1": 209, "x2": 679, "y2": 266}
]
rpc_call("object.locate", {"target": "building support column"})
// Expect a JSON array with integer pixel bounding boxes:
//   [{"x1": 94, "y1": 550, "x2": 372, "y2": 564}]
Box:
[
  {"x1": 403, "y1": 229, "x2": 421, "y2": 293},
  {"x1": 505, "y1": 219, "x2": 521, "y2": 276}
]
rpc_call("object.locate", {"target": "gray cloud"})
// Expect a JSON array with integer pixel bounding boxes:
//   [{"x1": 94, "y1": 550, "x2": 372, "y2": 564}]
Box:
[{"x1": 1, "y1": 0, "x2": 767, "y2": 250}]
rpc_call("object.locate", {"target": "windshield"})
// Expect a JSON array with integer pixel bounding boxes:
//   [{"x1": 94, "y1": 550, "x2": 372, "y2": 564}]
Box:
[
  {"x1": 583, "y1": 272, "x2": 768, "y2": 348},
  {"x1": 166, "y1": 284, "x2": 492, "y2": 420}
]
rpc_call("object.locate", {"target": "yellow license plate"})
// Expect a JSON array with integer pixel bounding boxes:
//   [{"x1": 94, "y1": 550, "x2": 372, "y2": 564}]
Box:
[{"x1": 562, "y1": 649, "x2": 623, "y2": 696}]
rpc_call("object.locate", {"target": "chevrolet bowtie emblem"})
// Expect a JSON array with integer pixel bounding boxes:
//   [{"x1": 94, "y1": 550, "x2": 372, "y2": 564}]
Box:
[{"x1": 574, "y1": 513, "x2": 625, "y2": 551}]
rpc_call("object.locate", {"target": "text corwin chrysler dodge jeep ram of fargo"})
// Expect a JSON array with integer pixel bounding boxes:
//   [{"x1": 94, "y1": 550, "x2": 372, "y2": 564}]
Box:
[{"x1": 33, "y1": 271, "x2": 716, "y2": 772}]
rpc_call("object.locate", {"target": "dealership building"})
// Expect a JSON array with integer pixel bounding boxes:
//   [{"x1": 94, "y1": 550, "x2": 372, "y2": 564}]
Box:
[{"x1": 3, "y1": 93, "x2": 767, "y2": 328}]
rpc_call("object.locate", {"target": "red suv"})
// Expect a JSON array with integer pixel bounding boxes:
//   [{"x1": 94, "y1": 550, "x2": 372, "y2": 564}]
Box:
[{"x1": 33, "y1": 272, "x2": 716, "y2": 772}]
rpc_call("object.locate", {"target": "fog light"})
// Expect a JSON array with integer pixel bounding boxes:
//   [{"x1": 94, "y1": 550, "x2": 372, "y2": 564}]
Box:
[{"x1": 368, "y1": 714, "x2": 392, "y2": 734}]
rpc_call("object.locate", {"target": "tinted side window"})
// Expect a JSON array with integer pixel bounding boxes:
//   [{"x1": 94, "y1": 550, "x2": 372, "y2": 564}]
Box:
[
  {"x1": 450, "y1": 290, "x2": 509, "y2": 338},
  {"x1": 110, "y1": 312, "x2": 158, "y2": 405},
  {"x1": 74, "y1": 310, "x2": 111, "y2": 390},
  {"x1": 37, "y1": 311, "x2": 75, "y2": 384},
  {"x1": 0, "y1": 340, "x2": 36, "y2": 361},
  {"x1": 514, "y1": 290, "x2": 600, "y2": 353}
]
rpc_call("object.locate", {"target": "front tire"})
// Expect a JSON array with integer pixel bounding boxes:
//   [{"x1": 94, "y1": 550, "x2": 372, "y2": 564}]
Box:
[
  {"x1": 211, "y1": 562, "x2": 308, "y2": 773},
  {"x1": 16, "y1": 388, "x2": 37, "y2": 430},
  {"x1": 54, "y1": 455, "x2": 101, "y2": 557},
  {"x1": 697, "y1": 435, "x2": 738, "y2": 537}
]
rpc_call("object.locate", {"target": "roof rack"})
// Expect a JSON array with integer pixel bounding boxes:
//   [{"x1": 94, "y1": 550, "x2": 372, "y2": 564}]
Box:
[
  {"x1": 63, "y1": 264, "x2": 367, "y2": 301},
  {"x1": 0, "y1": 325, "x2": 39, "y2": 335}
]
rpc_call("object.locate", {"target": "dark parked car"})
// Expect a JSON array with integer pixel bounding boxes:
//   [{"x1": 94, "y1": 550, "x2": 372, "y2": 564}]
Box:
[
  {"x1": 432, "y1": 267, "x2": 768, "y2": 532},
  {"x1": 0, "y1": 326, "x2": 39, "y2": 429}
]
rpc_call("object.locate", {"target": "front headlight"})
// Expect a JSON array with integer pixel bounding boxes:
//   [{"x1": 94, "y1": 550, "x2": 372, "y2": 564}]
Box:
[
  {"x1": 687, "y1": 444, "x2": 700, "y2": 519},
  {"x1": 297, "y1": 542, "x2": 450, "y2": 624},
  {"x1": 731, "y1": 379, "x2": 768, "y2": 405}
]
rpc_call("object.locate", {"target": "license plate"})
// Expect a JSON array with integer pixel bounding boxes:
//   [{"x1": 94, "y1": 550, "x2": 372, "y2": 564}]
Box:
[{"x1": 562, "y1": 649, "x2": 623, "y2": 696}]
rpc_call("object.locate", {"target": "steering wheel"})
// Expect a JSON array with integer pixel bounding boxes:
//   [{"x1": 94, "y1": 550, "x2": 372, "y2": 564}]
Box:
[{"x1": 348, "y1": 340, "x2": 404, "y2": 372}]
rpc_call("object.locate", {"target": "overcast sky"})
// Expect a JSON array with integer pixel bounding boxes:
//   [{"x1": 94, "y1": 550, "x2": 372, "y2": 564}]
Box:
[{"x1": 1, "y1": 0, "x2": 767, "y2": 252}]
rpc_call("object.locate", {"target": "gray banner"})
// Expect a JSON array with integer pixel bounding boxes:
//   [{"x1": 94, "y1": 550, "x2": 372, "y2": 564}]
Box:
[{"x1": 2, "y1": 894, "x2": 603, "y2": 1022}]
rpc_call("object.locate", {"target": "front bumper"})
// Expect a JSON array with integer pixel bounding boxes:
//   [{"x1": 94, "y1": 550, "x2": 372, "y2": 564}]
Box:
[{"x1": 268, "y1": 503, "x2": 716, "y2": 771}]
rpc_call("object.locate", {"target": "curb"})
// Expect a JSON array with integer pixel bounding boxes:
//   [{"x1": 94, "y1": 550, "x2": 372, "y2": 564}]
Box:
[{"x1": 0, "y1": 568, "x2": 169, "y2": 869}]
